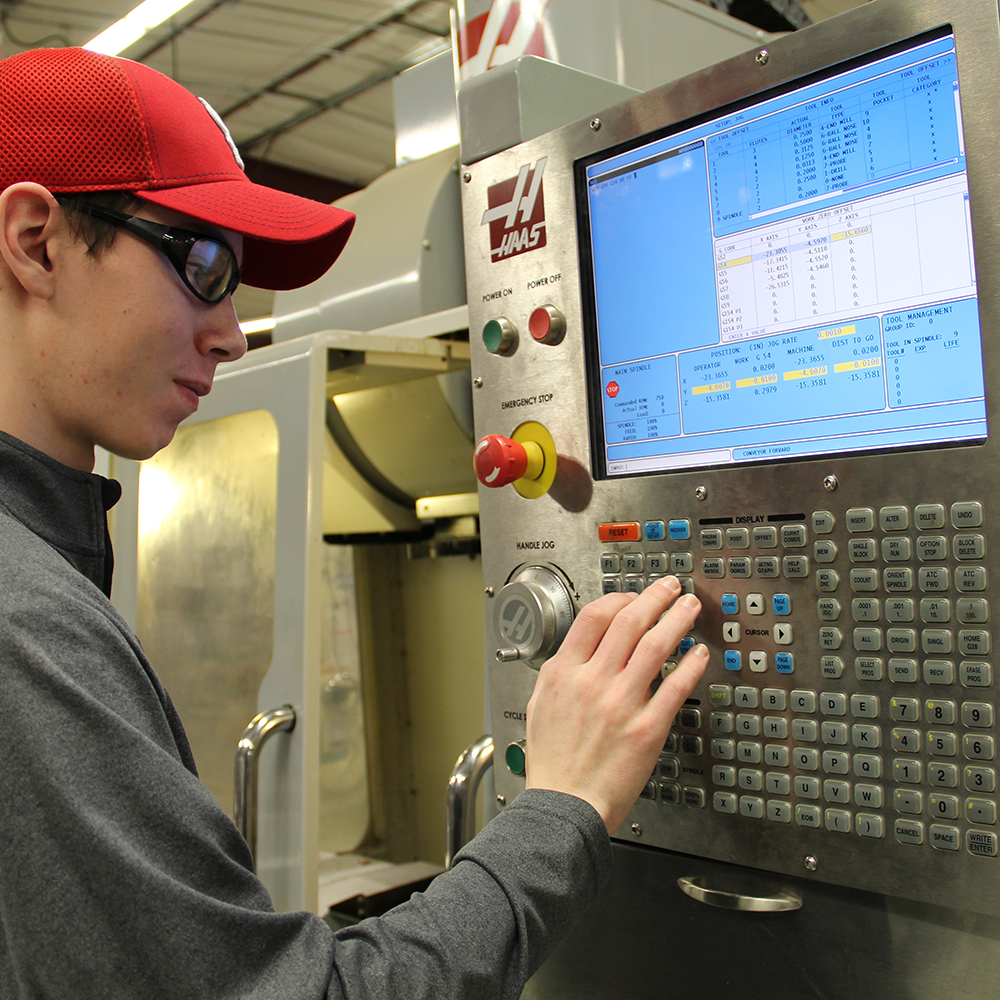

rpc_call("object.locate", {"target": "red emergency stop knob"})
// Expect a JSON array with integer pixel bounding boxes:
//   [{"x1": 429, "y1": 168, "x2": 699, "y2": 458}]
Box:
[{"x1": 474, "y1": 434, "x2": 544, "y2": 488}]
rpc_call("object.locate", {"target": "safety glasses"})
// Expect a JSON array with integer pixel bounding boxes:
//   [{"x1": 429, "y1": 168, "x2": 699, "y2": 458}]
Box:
[{"x1": 59, "y1": 199, "x2": 241, "y2": 304}]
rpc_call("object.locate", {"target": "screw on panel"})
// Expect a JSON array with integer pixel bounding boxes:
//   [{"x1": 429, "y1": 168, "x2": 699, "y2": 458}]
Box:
[
  {"x1": 422, "y1": 240, "x2": 432, "y2": 250},
  {"x1": 474, "y1": 377, "x2": 484, "y2": 389},
  {"x1": 631, "y1": 823, "x2": 642, "y2": 837},
  {"x1": 804, "y1": 855, "x2": 819, "y2": 871},
  {"x1": 590, "y1": 118, "x2": 602, "y2": 132},
  {"x1": 463, "y1": 171, "x2": 472, "y2": 183},
  {"x1": 497, "y1": 794, "x2": 506, "y2": 807},
  {"x1": 756, "y1": 49, "x2": 769, "y2": 66},
  {"x1": 695, "y1": 486, "x2": 708, "y2": 501},
  {"x1": 823, "y1": 475, "x2": 839, "y2": 492},
  {"x1": 485, "y1": 587, "x2": 495, "y2": 598}
]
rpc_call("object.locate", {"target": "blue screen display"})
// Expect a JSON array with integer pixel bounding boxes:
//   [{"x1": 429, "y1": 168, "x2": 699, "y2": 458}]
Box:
[{"x1": 581, "y1": 32, "x2": 987, "y2": 476}]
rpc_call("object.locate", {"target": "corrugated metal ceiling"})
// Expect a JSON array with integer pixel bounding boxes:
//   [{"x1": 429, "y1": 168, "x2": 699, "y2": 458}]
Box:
[
  {"x1": 0, "y1": 0, "x2": 863, "y2": 320},
  {"x1": 0, "y1": 0, "x2": 862, "y2": 186},
  {"x1": 1, "y1": 0, "x2": 454, "y2": 189}
]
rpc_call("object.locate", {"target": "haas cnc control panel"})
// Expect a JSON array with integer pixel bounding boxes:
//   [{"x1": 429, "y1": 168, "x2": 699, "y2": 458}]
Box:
[{"x1": 464, "y1": 3, "x2": 1000, "y2": 917}]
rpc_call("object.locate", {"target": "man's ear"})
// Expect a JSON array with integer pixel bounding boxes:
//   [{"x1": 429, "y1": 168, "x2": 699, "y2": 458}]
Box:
[{"x1": 0, "y1": 183, "x2": 64, "y2": 300}]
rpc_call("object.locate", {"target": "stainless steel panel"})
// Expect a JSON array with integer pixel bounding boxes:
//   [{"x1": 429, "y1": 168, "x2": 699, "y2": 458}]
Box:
[
  {"x1": 524, "y1": 841, "x2": 1000, "y2": 1000},
  {"x1": 464, "y1": 0, "x2": 1000, "y2": 921},
  {"x1": 137, "y1": 409, "x2": 278, "y2": 815}
]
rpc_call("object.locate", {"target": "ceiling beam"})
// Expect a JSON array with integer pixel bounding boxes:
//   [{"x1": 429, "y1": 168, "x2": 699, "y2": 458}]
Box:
[
  {"x1": 237, "y1": 36, "x2": 448, "y2": 154},
  {"x1": 132, "y1": 0, "x2": 231, "y2": 63},
  {"x1": 220, "y1": 0, "x2": 446, "y2": 118}
]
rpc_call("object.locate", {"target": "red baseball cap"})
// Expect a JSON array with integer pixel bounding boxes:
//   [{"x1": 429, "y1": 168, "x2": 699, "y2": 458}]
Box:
[{"x1": 0, "y1": 46, "x2": 355, "y2": 290}]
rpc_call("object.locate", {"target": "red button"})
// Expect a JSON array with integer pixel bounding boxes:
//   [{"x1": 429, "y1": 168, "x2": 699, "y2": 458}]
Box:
[
  {"x1": 529, "y1": 305, "x2": 566, "y2": 345},
  {"x1": 599, "y1": 522, "x2": 641, "y2": 542},
  {"x1": 474, "y1": 434, "x2": 528, "y2": 488},
  {"x1": 529, "y1": 307, "x2": 552, "y2": 340}
]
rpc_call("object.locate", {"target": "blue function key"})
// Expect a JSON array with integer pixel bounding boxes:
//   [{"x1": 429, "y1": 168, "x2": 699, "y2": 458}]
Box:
[
  {"x1": 679, "y1": 636, "x2": 696, "y2": 654},
  {"x1": 644, "y1": 520, "x2": 666, "y2": 541},
  {"x1": 721, "y1": 593, "x2": 740, "y2": 615},
  {"x1": 776, "y1": 653, "x2": 795, "y2": 674},
  {"x1": 725, "y1": 650, "x2": 742, "y2": 672},
  {"x1": 773, "y1": 594, "x2": 792, "y2": 616},
  {"x1": 668, "y1": 519, "x2": 691, "y2": 541}
]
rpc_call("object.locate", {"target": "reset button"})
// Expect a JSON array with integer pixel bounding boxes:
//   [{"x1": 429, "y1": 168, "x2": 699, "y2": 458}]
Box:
[{"x1": 599, "y1": 522, "x2": 641, "y2": 542}]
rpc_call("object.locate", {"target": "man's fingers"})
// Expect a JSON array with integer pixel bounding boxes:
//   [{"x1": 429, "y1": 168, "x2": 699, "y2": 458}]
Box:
[
  {"x1": 623, "y1": 591, "x2": 701, "y2": 684},
  {"x1": 654, "y1": 643, "x2": 709, "y2": 713},
  {"x1": 589, "y1": 576, "x2": 687, "y2": 667},
  {"x1": 549, "y1": 591, "x2": 637, "y2": 666}
]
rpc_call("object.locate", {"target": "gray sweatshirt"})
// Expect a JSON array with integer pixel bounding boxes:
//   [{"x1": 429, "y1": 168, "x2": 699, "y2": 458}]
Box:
[{"x1": 0, "y1": 431, "x2": 612, "y2": 1000}]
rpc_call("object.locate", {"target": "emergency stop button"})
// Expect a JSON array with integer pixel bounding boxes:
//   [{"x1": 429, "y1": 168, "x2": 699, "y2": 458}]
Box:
[
  {"x1": 529, "y1": 305, "x2": 566, "y2": 345},
  {"x1": 474, "y1": 434, "x2": 544, "y2": 488}
]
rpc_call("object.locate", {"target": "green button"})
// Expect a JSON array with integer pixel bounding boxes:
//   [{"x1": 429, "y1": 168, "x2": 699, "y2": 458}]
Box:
[
  {"x1": 483, "y1": 320, "x2": 504, "y2": 354},
  {"x1": 505, "y1": 741, "x2": 526, "y2": 776}
]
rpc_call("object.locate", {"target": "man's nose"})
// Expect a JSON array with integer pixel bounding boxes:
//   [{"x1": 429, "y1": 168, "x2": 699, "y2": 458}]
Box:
[{"x1": 200, "y1": 296, "x2": 248, "y2": 362}]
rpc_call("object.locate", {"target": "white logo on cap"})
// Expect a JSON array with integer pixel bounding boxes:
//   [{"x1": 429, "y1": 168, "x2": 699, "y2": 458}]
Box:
[{"x1": 199, "y1": 98, "x2": 245, "y2": 171}]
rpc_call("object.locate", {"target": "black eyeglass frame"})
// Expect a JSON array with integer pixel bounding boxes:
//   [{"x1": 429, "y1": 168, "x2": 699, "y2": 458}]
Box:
[{"x1": 57, "y1": 198, "x2": 241, "y2": 305}]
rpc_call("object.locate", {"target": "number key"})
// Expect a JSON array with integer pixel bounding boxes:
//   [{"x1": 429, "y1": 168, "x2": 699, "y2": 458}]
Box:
[
  {"x1": 890, "y1": 697, "x2": 920, "y2": 722},
  {"x1": 892, "y1": 728, "x2": 921, "y2": 753},
  {"x1": 964, "y1": 766, "x2": 997, "y2": 792},
  {"x1": 929, "y1": 793, "x2": 960, "y2": 819},
  {"x1": 927, "y1": 730, "x2": 958, "y2": 756},
  {"x1": 893, "y1": 758, "x2": 924, "y2": 783},
  {"x1": 963, "y1": 734, "x2": 997, "y2": 761},
  {"x1": 925, "y1": 699, "x2": 957, "y2": 726},
  {"x1": 962, "y1": 702, "x2": 995, "y2": 728},
  {"x1": 928, "y1": 762, "x2": 959, "y2": 787}
]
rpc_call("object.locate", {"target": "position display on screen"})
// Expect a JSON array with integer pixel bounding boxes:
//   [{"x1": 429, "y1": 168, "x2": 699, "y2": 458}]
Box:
[{"x1": 579, "y1": 30, "x2": 987, "y2": 477}]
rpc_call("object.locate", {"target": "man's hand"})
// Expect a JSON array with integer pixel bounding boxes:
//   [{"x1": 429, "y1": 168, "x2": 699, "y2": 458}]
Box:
[{"x1": 524, "y1": 576, "x2": 707, "y2": 834}]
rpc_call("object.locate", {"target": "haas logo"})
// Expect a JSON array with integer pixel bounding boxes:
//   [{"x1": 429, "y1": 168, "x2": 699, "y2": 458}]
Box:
[{"x1": 482, "y1": 158, "x2": 547, "y2": 262}]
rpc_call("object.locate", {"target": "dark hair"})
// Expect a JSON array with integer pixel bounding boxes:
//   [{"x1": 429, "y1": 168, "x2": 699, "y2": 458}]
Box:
[{"x1": 55, "y1": 192, "x2": 145, "y2": 258}]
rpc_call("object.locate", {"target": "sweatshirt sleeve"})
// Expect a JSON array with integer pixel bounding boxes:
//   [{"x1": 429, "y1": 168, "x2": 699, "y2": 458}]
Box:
[
  {"x1": 326, "y1": 790, "x2": 613, "y2": 1000},
  {"x1": 0, "y1": 519, "x2": 611, "y2": 1000}
]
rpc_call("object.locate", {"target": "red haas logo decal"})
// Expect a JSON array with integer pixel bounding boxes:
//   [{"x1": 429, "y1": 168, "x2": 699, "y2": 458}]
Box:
[{"x1": 483, "y1": 158, "x2": 547, "y2": 261}]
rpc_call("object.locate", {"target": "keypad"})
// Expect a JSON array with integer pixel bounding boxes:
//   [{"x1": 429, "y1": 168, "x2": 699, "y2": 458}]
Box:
[{"x1": 610, "y1": 501, "x2": 996, "y2": 860}]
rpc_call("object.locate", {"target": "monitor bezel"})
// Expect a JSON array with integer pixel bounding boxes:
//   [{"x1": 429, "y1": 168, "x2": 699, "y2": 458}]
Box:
[{"x1": 574, "y1": 23, "x2": 987, "y2": 483}]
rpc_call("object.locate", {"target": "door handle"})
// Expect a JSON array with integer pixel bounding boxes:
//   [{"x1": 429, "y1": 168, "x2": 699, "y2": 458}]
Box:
[
  {"x1": 678, "y1": 875, "x2": 802, "y2": 912},
  {"x1": 446, "y1": 734, "x2": 494, "y2": 868},
  {"x1": 233, "y1": 705, "x2": 296, "y2": 868}
]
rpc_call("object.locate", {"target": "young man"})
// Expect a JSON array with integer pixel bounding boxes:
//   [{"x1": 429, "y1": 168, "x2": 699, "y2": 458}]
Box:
[{"x1": 0, "y1": 47, "x2": 708, "y2": 999}]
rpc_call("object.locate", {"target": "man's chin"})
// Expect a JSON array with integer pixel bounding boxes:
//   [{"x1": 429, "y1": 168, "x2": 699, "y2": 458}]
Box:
[{"x1": 106, "y1": 426, "x2": 179, "y2": 463}]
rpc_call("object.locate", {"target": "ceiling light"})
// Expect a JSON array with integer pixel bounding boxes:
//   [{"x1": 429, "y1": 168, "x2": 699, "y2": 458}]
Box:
[{"x1": 84, "y1": 0, "x2": 198, "y2": 56}]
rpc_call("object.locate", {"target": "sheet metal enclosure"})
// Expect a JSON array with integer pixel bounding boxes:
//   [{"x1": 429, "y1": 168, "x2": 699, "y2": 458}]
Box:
[{"x1": 464, "y1": 0, "x2": 1000, "y2": 928}]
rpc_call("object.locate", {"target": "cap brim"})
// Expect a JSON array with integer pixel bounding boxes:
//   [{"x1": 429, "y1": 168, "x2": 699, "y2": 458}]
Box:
[{"x1": 136, "y1": 178, "x2": 355, "y2": 291}]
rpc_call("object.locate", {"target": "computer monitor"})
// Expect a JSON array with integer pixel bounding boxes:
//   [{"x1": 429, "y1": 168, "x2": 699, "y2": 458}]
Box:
[{"x1": 578, "y1": 27, "x2": 986, "y2": 478}]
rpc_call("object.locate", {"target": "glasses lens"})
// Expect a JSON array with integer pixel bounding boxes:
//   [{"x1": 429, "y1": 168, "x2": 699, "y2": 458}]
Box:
[{"x1": 186, "y1": 238, "x2": 237, "y2": 302}]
